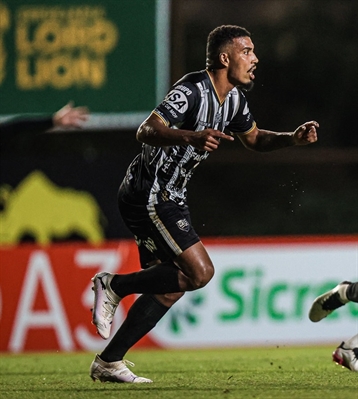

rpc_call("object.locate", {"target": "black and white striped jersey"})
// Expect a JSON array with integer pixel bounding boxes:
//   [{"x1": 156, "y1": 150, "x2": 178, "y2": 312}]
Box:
[{"x1": 122, "y1": 70, "x2": 256, "y2": 206}]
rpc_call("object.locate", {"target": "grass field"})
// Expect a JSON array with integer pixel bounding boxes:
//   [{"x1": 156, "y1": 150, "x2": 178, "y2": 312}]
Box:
[{"x1": 0, "y1": 346, "x2": 357, "y2": 399}]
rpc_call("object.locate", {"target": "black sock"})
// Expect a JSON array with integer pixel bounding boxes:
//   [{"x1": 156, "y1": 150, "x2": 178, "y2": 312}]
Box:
[
  {"x1": 110, "y1": 261, "x2": 181, "y2": 298},
  {"x1": 347, "y1": 282, "x2": 358, "y2": 302},
  {"x1": 100, "y1": 294, "x2": 169, "y2": 362}
]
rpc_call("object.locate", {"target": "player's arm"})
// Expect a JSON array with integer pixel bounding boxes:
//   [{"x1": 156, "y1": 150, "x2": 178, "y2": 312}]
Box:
[
  {"x1": 0, "y1": 102, "x2": 89, "y2": 139},
  {"x1": 52, "y1": 102, "x2": 89, "y2": 129},
  {"x1": 137, "y1": 113, "x2": 233, "y2": 152},
  {"x1": 238, "y1": 121, "x2": 319, "y2": 152},
  {"x1": 0, "y1": 116, "x2": 53, "y2": 139}
]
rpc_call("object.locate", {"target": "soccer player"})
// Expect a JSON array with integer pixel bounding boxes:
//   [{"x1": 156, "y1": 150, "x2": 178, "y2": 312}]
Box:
[
  {"x1": 0, "y1": 102, "x2": 89, "y2": 139},
  {"x1": 309, "y1": 281, "x2": 358, "y2": 372},
  {"x1": 89, "y1": 25, "x2": 319, "y2": 383}
]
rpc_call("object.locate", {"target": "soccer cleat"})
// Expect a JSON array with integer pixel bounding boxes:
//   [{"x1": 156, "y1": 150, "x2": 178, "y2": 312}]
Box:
[
  {"x1": 308, "y1": 281, "x2": 351, "y2": 322},
  {"x1": 91, "y1": 272, "x2": 121, "y2": 339},
  {"x1": 90, "y1": 354, "x2": 153, "y2": 383},
  {"x1": 332, "y1": 343, "x2": 358, "y2": 372}
]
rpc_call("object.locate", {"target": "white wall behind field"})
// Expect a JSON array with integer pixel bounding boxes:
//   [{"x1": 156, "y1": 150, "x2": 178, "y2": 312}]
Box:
[{"x1": 153, "y1": 239, "x2": 358, "y2": 347}]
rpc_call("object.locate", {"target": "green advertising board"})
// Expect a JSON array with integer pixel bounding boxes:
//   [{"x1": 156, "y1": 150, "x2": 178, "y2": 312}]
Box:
[{"x1": 0, "y1": 0, "x2": 170, "y2": 128}]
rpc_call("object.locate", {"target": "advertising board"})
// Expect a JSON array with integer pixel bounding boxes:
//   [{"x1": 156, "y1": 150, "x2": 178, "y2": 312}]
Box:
[
  {"x1": 0, "y1": 0, "x2": 170, "y2": 128},
  {"x1": 0, "y1": 236, "x2": 357, "y2": 353}
]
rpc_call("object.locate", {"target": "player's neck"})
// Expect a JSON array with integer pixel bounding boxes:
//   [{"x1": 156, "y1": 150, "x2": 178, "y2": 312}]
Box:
[{"x1": 206, "y1": 69, "x2": 234, "y2": 103}]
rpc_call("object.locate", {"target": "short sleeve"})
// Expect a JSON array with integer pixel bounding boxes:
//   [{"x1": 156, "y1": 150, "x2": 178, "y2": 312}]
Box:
[{"x1": 153, "y1": 82, "x2": 199, "y2": 127}]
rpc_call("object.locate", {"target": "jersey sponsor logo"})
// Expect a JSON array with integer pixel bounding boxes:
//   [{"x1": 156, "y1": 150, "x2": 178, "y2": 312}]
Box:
[
  {"x1": 176, "y1": 218, "x2": 190, "y2": 232},
  {"x1": 163, "y1": 102, "x2": 178, "y2": 118},
  {"x1": 163, "y1": 89, "x2": 189, "y2": 114},
  {"x1": 174, "y1": 85, "x2": 192, "y2": 96},
  {"x1": 161, "y1": 159, "x2": 173, "y2": 174},
  {"x1": 192, "y1": 152, "x2": 209, "y2": 162}
]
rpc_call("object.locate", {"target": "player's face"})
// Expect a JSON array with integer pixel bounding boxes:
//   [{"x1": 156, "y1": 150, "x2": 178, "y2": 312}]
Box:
[{"x1": 226, "y1": 36, "x2": 258, "y2": 90}]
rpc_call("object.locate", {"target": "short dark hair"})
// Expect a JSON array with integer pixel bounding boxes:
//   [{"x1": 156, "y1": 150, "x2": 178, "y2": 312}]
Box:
[{"x1": 206, "y1": 25, "x2": 251, "y2": 70}]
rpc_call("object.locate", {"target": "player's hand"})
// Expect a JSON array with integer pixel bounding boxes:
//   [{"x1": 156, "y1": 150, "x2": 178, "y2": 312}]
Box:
[
  {"x1": 190, "y1": 129, "x2": 234, "y2": 152},
  {"x1": 53, "y1": 102, "x2": 89, "y2": 129},
  {"x1": 293, "y1": 121, "x2": 319, "y2": 145}
]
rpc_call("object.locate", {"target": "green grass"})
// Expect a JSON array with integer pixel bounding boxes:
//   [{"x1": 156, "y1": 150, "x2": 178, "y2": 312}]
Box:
[{"x1": 0, "y1": 346, "x2": 357, "y2": 399}]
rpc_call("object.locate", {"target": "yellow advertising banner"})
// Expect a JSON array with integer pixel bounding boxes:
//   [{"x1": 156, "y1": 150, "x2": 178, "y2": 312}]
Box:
[{"x1": 0, "y1": 0, "x2": 170, "y2": 128}]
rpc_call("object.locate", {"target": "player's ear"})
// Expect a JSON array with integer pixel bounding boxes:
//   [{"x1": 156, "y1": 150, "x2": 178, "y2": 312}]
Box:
[{"x1": 219, "y1": 52, "x2": 229, "y2": 67}]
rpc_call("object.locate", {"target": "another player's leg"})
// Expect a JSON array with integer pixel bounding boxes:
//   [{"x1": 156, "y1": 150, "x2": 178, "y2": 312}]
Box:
[
  {"x1": 309, "y1": 282, "x2": 358, "y2": 372},
  {"x1": 332, "y1": 334, "x2": 358, "y2": 372},
  {"x1": 346, "y1": 282, "x2": 358, "y2": 302},
  {"x1": 308, "y1": 281, "x2": 358, "y2": 322}
]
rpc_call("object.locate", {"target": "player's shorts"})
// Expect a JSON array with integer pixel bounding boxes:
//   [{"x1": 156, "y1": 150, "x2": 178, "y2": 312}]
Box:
[{"x1": 118, "y1": 192, "x2": 200, "y2": 269}]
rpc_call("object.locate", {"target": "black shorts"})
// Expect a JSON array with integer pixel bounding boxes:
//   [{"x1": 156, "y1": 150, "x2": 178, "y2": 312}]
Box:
[{"x1": 118, "y1": 194, "x2": 200, "y2": 269}]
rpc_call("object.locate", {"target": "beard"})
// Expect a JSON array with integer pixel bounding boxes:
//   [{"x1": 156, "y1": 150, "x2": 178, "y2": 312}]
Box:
[{"x1": 239, "y1": 80, "x2": 255, "y2": 92}]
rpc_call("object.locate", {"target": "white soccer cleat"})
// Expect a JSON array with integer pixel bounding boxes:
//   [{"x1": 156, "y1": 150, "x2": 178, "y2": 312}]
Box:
[
  {"x1": 332, "y1": 342, "x2": 358, "y2": 372},
  {"x1": 91, "y1": 272, "x2": 121, "y2": 339},
  {"x1": 308, "y1": 281, "x2": 351, "y2": 322},
  {"x1": 90, "y1": 354, "x2": 153, "y2": 383}
]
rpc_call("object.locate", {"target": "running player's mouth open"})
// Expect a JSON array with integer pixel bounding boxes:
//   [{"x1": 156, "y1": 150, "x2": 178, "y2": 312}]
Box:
[{"x1": 248, "y1": 66, "x2": 256, "y2": 80}]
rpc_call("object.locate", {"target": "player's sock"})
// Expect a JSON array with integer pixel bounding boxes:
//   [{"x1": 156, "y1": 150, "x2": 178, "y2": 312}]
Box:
[
  {"x1": 346, "y1": 282, "x2": 358, "y2": 303},
  {"x1": 100, "y1": 294, "x2": 169, "y2": 362},
  {"x1": 110, "y1": 261, "x2": 181, "y2": 297}
]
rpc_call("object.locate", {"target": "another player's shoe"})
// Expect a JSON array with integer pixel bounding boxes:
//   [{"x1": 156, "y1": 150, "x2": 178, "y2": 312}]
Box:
[
  {"x1": 332, "y1": 343, "x2": 358, "y2": 372},
  {"x1": 90, "y1": 354, "x2": 153, "y2": 383},
  {"x1": 308, "y1": 281, "x2": 351, "y2": 322},
  {"x1": 91, "y1": 272, "x2": 121, "y2": 339}
]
